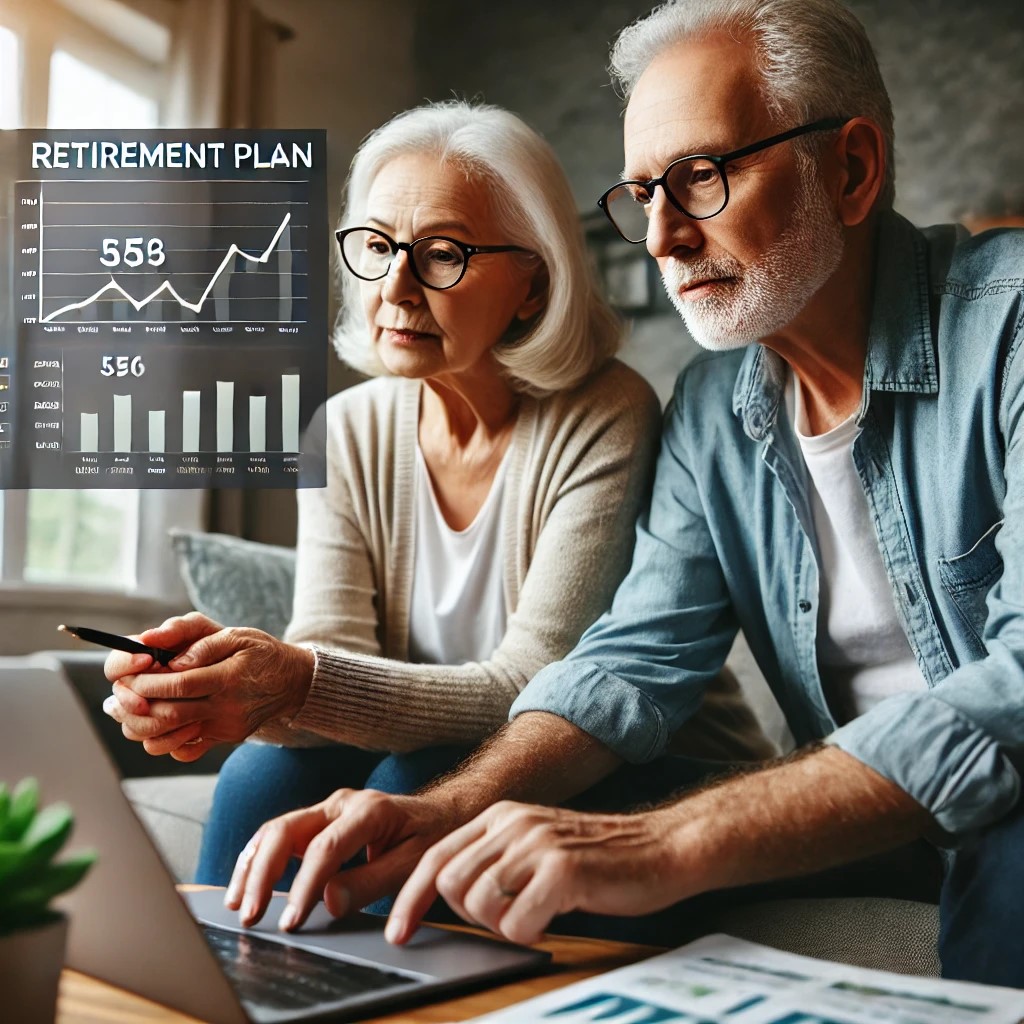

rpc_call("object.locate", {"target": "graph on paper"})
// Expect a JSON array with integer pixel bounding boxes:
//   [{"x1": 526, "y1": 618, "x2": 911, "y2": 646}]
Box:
[{"x1": 0, "y1": 130, "x2": 328, "y2": 489}]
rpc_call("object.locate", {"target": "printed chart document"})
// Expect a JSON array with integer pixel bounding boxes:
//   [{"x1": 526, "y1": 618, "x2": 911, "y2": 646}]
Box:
[{"x1": 469, "y1": 934, "x2": 1024, "y2": 1024}]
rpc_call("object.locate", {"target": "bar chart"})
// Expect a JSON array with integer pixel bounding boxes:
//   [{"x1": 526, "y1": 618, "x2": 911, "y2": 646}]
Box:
[
  {"x1": 50, "y1": 344, "x2": 319, "y2": 486},
  {"x1": 74, "y1": 372, "x2": 302, "y2": 454}
]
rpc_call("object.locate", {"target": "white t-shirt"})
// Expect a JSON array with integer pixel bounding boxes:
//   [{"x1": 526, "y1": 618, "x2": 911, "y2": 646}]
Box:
[
  {"x1": 408, "y1": 444, "x2": 509, "y2": 666},
  {"x1": 787, "y1": 373, "x2": 926, "y2": 722}
]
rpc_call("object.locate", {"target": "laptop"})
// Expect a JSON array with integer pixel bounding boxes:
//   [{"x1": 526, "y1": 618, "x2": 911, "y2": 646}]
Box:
[{"x1": 0, "y1": 657, "x2": 549, "y2": 1023}]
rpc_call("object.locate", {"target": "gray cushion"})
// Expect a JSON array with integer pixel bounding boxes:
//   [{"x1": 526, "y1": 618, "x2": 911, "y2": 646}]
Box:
[
  {"x1": 169, "y1": 529, "x2": 296, "y2": 638},
  {"x1": 122, "y1": 775, "x2": 218, "y2": 883},
  {"x1": 693, "y1": 897, "x2": 940, "y2": 976}
]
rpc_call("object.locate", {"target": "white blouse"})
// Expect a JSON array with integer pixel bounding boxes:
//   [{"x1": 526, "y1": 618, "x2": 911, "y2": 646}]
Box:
[{"x1": 408, "y1": 444, "x2": 510, "y2": 666}]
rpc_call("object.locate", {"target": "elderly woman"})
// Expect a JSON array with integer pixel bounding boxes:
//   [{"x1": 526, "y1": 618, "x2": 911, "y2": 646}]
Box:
[{"x1": 104, "y1": 101, "x2": 767, "y2": 887}]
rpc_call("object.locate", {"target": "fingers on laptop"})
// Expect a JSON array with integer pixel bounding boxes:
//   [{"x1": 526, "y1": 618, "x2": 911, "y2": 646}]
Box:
[
  {"x1": 228, "y1": 803, "x2": 339, "y2": 927},
  {"x1": 387, "y1": 819, "x2": 481, "y2": 945},
  {"x1": 276, "y1": 790, "x2": 421, "y2": 931},
  {"x1": 319, "y1": 829, "x2": 434, "y2": 928},
  {"x1": 228, "y1": 790, "x2": 439, "y2": 934}
]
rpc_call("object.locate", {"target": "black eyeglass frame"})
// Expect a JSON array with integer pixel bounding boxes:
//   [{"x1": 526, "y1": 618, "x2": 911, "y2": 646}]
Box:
[
  {"x1": 336, "y1": 226, "x2": 533, "y2": 291},
  {"x1": 597, "y1": 116, "x2": 850, "y2": 243}
]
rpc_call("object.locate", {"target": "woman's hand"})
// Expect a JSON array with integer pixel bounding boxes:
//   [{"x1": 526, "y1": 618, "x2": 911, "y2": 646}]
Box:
[{"x1": 102, "y1": 611, "x2": 315, "y2": 761}]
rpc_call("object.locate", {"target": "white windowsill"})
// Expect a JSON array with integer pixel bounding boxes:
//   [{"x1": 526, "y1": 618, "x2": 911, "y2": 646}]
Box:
[
  {"x1": 0, "y1": 580, "x2": 173, "y2": 613},
  {"x1": 0, "y1": 582, "x2": 185, "y2": 656}
]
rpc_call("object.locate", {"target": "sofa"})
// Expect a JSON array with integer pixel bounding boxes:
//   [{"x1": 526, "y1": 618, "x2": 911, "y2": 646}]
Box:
[{"x1": 55, "y1": 529, "x2": 943, "y2": 977}]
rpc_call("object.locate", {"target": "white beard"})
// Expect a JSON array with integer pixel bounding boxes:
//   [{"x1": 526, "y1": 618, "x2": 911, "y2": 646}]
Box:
[{"x1": 660, "y1": 169, "x2": 845, "y2": 351}]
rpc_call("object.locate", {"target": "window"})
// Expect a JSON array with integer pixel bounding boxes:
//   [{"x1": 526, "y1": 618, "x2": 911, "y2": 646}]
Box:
[
  {"x1": 25, "y1": 490, "x2": 138, "y2": 587},
  {"x1": 0, "y1": 26, "x2": 19, "y2": 130},
  {"x1": 0, "y1": 0, "x2": 202, "y2": 599},
  {"x1": 48, "y1": 48, "x2": 159, "y2": 130}
]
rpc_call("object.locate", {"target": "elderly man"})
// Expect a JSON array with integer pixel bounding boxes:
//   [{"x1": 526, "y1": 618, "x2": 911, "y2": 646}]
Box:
[{"x1": 229, "y1": 0, "x2": 1023, "y2": 984}]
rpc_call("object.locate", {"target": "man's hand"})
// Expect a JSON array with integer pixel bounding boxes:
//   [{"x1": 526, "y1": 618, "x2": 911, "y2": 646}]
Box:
[
  {"x1": 102, "y1": 611, "x2": 314, "y2": 760},
  {"x1": 224, "y1": 788, "x2": 460, "y2": 932},
  {"x1": 387, "y1": 746, "x2": 933, "y2": 946},
  {"x1": 388, "y1": 801, "x2": 686, "y2": 946}
]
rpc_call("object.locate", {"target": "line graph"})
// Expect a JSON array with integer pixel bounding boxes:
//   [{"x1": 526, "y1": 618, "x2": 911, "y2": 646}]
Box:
[
  {"x1": 22, "y1": 177, "x2": 310, "y2": 325},
  {"x1": 41, "y1": 211, "x2": 292, "y2": 322}
]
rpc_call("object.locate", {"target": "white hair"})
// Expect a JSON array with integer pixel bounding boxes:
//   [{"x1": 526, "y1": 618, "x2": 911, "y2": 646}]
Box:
[
  {"x1": 610, "y1": 0, "x2": 895, "y2": 208},
  {"x1": 333, "y1": 100, "x2": 622, "y2": 395}
]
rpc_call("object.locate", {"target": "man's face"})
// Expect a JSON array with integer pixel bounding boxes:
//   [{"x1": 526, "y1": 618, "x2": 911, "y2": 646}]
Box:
[{"x1": 623, "y1": 33, "x2": 844, "y2": 350}]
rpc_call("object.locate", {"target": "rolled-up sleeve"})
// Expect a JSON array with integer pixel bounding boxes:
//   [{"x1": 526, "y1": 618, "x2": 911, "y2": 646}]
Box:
[{"x1": 828, "y1": 689, "x2": 1019, "y2": 836}]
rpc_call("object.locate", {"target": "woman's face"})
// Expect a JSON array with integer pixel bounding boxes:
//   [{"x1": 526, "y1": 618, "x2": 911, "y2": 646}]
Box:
[{"x1": 360, "y1": 152, "x2": 546, "y2": 383}]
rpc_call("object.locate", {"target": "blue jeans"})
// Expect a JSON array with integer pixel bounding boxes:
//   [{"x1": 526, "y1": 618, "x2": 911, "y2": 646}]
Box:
[
  {"x1": 940, "y1": 789, "x2": 1024, "y2": 986},
  {"x1": 194, "y1": 742, "x2": 471, "y2": 890}
]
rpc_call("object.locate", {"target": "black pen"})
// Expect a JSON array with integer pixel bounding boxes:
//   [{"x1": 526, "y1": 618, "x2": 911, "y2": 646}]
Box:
[{"x1": 57, "y1": 624, "x2": 177, "y2": 667}]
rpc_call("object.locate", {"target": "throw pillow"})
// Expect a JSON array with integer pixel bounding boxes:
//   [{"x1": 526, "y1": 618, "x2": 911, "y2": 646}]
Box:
[{"x1": 169, "y1": 529, "x2": 296, "y2": 639}]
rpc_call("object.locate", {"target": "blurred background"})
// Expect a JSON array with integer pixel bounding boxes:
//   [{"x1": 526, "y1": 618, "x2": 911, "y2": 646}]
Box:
[{"x1": 0, "y1": 0, "x2": 1021, "y2": 654}]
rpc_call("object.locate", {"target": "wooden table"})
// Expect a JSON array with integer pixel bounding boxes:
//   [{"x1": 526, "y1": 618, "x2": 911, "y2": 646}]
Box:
[{"x1": 58, "y1": 929, "x2": 660, "y2": 1023}]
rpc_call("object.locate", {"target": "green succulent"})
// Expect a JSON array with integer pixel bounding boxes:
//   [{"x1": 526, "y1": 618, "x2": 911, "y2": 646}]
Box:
[{"x1": 0, "y1": 777, "x2": 97, "y2": 934}]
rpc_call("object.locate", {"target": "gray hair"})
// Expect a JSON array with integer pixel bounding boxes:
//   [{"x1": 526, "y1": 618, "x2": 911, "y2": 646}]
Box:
[
  {"x1": 610, "y1": 0, "x2": 895, "y2": 208},
  {"x1": 333, "y1": 100, "x2": 622, "y2": 395}
]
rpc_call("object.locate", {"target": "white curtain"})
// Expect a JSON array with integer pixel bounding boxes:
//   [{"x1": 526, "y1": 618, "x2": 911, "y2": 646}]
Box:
[
  {"x1": 163, "y1": 0, "x2": 293, "y2": 539},
  {"x1": 164, "y1": 0, "x2": 291, "y2": 129}
]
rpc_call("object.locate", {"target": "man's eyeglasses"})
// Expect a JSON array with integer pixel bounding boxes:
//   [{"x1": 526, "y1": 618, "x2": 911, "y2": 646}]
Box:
[
  {"x1": 336, "y1": 226, "x2": 532, "y2": 291},
  {"x1": 597, "y1": 116, "x2": 849, "y2": 243}
]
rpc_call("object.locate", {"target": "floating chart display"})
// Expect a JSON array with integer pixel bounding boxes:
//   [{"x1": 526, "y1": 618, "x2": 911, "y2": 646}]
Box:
[{"x1": 0, "y1": 130, "x2": 328, "y2": 489}]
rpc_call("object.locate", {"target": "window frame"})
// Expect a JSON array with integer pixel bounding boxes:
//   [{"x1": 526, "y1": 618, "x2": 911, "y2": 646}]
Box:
[{"x1": 0, "y1": 0, "x2": 203, "y2": 605}]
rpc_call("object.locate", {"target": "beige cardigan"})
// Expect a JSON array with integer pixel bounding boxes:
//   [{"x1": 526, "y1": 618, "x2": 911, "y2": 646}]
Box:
[
  {"x1": 268, "y1": 358, "x2": 772, "y2": 762},
  {"x1": 262, "y1": 359, "x2": 660, "y2": 752}
]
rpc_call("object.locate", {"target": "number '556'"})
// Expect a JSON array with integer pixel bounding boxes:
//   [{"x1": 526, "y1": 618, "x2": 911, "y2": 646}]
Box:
[{"x1": 101, "y1": 356, "x2": 145, "y2": 377}]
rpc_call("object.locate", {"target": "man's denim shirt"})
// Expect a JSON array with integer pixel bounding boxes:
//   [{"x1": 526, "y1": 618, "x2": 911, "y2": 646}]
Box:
[{"x1": 511, "y1": 212, "x2": 1024, "y2": 838}]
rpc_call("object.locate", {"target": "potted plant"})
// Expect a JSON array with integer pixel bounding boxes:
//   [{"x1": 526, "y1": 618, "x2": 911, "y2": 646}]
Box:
[{"x1": 0, "y1": 777, "x2": 96, "y2": 1023}]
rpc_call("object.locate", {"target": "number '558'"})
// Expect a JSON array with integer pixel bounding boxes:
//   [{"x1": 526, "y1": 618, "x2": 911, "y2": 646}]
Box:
[{"x1": 100, "y1": 237, "x2": 166, "y2": 267}]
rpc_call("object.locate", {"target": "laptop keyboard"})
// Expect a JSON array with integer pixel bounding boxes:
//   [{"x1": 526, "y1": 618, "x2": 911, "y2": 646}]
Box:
[{"x1": 201, "y1": 923, "x2": 416, "y2": 1014}]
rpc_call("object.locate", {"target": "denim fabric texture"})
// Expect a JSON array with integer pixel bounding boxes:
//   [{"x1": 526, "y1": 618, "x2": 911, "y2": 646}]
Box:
[{"x1": 512, "y1": 211, "x2": 1024, "y2": 840}]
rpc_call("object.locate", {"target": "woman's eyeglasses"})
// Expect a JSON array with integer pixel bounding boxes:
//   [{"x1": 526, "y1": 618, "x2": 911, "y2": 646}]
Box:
[{"x1": 337, "y1": 226, "x2": 532, "y2": 290}]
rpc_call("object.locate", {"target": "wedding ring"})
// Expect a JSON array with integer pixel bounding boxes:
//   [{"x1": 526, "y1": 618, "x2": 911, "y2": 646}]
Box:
[{"x1": 486, "y1": 867, "x2": 517, "y2": 899}]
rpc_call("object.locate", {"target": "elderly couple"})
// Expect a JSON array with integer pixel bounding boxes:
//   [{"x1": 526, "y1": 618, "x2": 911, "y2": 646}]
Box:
[{"x1": 103, "y1": 0, "x2": 1024, "y2": 985}]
